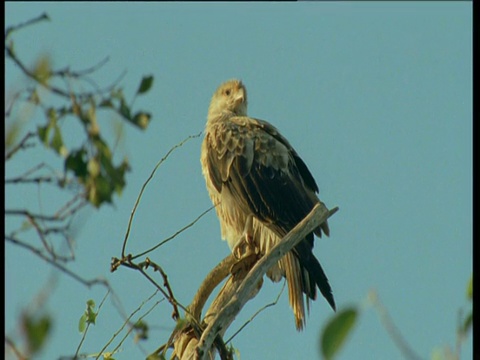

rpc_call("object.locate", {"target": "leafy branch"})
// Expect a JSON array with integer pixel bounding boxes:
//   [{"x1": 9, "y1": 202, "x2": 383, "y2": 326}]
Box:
[{"x1": 5, "y1": 13, "x2": 155, "y2": 359}]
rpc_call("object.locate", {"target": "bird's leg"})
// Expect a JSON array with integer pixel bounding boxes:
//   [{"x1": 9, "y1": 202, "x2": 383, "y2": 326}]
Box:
[
  {"x1": 231, "y1": 215, "x2": 257, "y2": 258},
  {"x1": 230, "y1": 215, "x2": 259, "y2": 276}
]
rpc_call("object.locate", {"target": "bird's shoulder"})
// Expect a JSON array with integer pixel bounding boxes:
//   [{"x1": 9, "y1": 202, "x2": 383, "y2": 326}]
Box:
[{"x1": 205, "y1": 115, "x2": 293, "y2": 157}]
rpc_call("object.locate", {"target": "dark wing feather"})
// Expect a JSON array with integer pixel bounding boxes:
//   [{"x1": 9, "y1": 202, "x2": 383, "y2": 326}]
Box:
[
  {"x1": 254, "y1": 118, "x2": 320, "y2": 194},
  {"x1": 228, "y1": 143, "x2": 336, "y2": 309},
  {"x1": 295, "y1": 234, "x2": 336, "y2": 309},
  {"x1": 206, "y1": 116, "x2": 334, "y2": 310}
]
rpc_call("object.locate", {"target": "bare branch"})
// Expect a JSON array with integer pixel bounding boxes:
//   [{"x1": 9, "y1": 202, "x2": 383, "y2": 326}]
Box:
[
  {"x1": 50, "y1": 56, "x2": 110, "y2": 78},
  {"x1": 113, "y1": 256, "x2": 191, "y2": 323},
  {"x1": 6, "y1": 196, "x2": 87, "y2": 225},
  {"x1": 194, "y1": 204, "x2": 339, "y2": 360},
  {"x1": 4, "y1": 12, "x2": 50, "y2": 40},
  {"x1": 54, "y1": 194, "x2": 88, "y2": 220},
  {"x1": 5, "y1": 44, "x2": 72, "y2": 99},
  {"x1": 5, "y1": 176, "x2": 57, "y2": 184},
  {"x1": 121, "y1": 132, "x2": 202, "y2": 258},
  {"x1": 225, "y1": 280, "x2": 286, "y2": 344},
  {"x1": 5, "y1": 335, "x2": 28, "y2": 360},
  {"x1": 6, "y1": 235, "x2": 110, "y2": 289},
  {"x1": 188, "y1": 255, "x2": 237, "y2": 323},
  {"x1": 369, "y1": 291, "x2": 424, "y2": 360},
  {"x1": 132, "y1": 205, "x2": 214, "y2": 260},
  {"x1": 139, "y1": 258, "x2": 181, "y2": 320},
  {"x1": 156, "y1": 255, "x2": 236, "y2": 360},
  {"x1": 94, "y1": 290, "x2": 160, "y2": 360},
  {"x1": 108, "y1": 299, "x2": 161, "y2": 359},
  {"x1": 4, "y1": 131, "x2": 37, "y2": 161}
]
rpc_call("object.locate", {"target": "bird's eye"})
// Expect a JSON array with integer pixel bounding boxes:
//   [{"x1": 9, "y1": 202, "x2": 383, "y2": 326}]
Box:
[{"x1": 225, "y1": 89, "x2": 231, "y2": 96}]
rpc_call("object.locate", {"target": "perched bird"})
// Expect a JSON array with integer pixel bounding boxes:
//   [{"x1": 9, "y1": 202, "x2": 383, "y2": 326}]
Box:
[{"x1": 200, "y1": 79, "x2": 335, "y2": 330}]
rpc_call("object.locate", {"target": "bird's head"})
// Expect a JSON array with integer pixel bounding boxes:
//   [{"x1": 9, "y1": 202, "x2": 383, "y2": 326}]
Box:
[{"x1": 208, "y1": 79, "x2": 248, "y2": 119}]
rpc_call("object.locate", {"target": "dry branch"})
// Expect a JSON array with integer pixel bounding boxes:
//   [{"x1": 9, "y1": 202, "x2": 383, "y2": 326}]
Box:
[{"x1": 167, "y1": 203, "x2": 338, "y2": 360}]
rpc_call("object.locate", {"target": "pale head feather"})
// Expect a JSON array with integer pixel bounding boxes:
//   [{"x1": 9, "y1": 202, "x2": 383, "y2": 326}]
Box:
[{"x1": 207, "y1": 79, "x2": 248, "y2": 121}]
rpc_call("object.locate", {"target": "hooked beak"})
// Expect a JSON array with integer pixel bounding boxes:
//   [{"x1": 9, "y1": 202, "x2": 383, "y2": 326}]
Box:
[{"x1": 233, "y1": 89, "x2": 245, "y2": 107}]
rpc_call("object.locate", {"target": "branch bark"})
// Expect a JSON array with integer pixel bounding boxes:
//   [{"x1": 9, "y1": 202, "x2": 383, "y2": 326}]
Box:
[{"x1": 167, "y1": 203, "x2": 338, "y2": 360}]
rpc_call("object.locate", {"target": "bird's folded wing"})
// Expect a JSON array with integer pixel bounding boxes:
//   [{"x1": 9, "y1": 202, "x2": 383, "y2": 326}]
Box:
[{"x1": 206, "y1": 116, "x2": 324, "y2": 237}]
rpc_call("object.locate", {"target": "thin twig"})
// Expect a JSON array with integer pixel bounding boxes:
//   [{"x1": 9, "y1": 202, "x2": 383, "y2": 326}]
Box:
[
  {"x1": 225, "y1": 280, "x2": 286, "y2": 344},
  {"x1": 6, "y1": 235, "x2": 110, "y2": 289},
  {"x1": 5, "y1": 176, "x2": 57, "y2": 184},
  {"x1": 140, "y1": 258, "x2": 180, "y2": 320},
  {"x1": 6, "y1": 207, "x2": 81, "y2": 223},
  {"x1": 54, "y1": 194, "x2": 88, "y2": 220},
  {"x1": 127, "y1": 259, "x2": 190, "y2": 317},
  {"x1": 4, "y1": 131, "x2": 37, "y2": 161},
  {"x1": 121, "y1": 132, "x2": 202, "y2": 258},
  {"x1": 25, "y1": 212, "x2": 55, "y2": 256},
  {"x1": 50, "y1": 56, "x2": 110, "y2": 78},
  {"x1": 6, "y1": 39, "x2": 117, "y2": 102},
  {"x1": 109, "y1": 300, "x2": 161, "y2": 357},
  {"x1": 8, "y1": 162, "x2": 52, "y2": 181},
  {"x1": 5, "y1": 12, "x2": 50, "y2": 40},
  {"x1": 5, "y1": 336, "x2": 28, "y2": 360},
  {"x1": 132, "y1": 205, "x2": 214, "y2": 260},
  {"x1": 74, "y1": 290, "x2": 111, "y2": 358},
  {"x1": 369, "y1": 291, "x2": 424, "y2": 360},
  {"x1": 94, "y1": 290, "x2": 160, "y2": 360},
  {"x1": 5, "y1": 89, "x2": 23, "y2": 118},
  {"x1": 5, "y1": 44, "x2": 72, "y2": 99},
  {"x1": 150, "y1": 256, "x2": 235, "y2": 360}
]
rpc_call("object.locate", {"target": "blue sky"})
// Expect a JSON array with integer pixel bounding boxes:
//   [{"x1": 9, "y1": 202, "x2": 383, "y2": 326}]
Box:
[{"x1": 5, "y1": 2, "x2": 472, "y2": 360}]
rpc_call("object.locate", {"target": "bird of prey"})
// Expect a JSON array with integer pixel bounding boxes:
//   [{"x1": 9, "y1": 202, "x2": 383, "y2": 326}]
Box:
[{"x1": 200, "y1": 79, "x2": 335, "y2": 330}]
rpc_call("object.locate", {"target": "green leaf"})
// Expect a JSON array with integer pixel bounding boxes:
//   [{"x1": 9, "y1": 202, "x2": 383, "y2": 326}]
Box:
[
  {"x1": 28, "y1": 88, "x2": 40, "y2": 105},
  {"x1": 86, "y1": 308, "x2": 97, "y2": 325},
  {"x1": 5, "y1": 39, "x2": 15, "y2": 56},
  {"x1": 78, "y1": 313, "x2": 87, "y2": 333},
  {"x1": 87, "y1": 158, "x2": 100, "y2": 177},
  {"x1": 132, "y1": 112, "x2": 151, "y2": 129},
  {"x1": 133, "y1": 320, "x2": 149, "y2": 342},
  {"x1": 22, "y1": 313, "x2": 52, "y2": 354},
  {"x1": 119, "y1": 97, "x2": 131, "y2": 120},
  {"x1": 50, "y1": 125, "x2": 64, "y2": 154},
  {"x1": 46, "y1": 107, "x2": 57, "y2": 122},
  {"x1": 462, "y1": 311, "x2": 472, "y2": 336},
  {"x1": 137, "y1": 75, "x2": 154, "y2": 95},
  {"x1": 5, "y1": 122, "x2": 22, "y2": 150},
  {"x1": 65, "y1": 149, "x2": 88, "y2": 180},
  {"x1": 33, "y1": 55, "x2": 51, "y2": 85},
  {"x1": 146, "y1": 354, "x2": 166, "y2": 360},
  {"x1": 37, "y1": 125, "x2": 50, "y2": 146},
  {"x1": 320, "y1": 307, "x2": 358, "y2": 360},
  {"x1": 92, "y1": 135, "x2": 112, "y2": 160},
  {"x1": 79, "y1": 299, "x2": 97, "y2": 331},
  {"x1": 99, "y1": 99, "x2": 114, "y2": 108},
  {"x1": 89, "y1": 175, "x2": 114, "y2": 207}
]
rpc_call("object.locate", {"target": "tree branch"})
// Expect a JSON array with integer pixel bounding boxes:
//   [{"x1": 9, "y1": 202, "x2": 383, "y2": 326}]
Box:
[
  {"x1": 4, "y1": 131, "x2": 37, "y2": 161},
  {"x1": 195, "y1": 204, "x2": 338, "y2": 359},
  {"x1": 6, "y1": 235, "x2": 110, "y2": 289},
  {"x1": 168, "y1": 203, "x2": 338, "y2": 360}
]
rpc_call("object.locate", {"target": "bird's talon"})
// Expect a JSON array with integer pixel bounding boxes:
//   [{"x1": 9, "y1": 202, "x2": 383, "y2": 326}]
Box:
[{"x1": 230, "y1": 252, "x2": 258, "y2": 277}]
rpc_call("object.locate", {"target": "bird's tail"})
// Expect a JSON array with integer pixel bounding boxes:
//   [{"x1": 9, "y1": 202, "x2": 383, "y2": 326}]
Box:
[
  {"x1": 280, "y1": 236, "x2": 335, "y2": 330},
  {"x1": 280, "y1": 252, "x2": 308, "y2": 330}
]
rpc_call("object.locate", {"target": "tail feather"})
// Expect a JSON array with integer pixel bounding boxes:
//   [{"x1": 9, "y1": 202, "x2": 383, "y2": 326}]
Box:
[
  {"x1": 280, "y1": 242, "x2": 335, "y2": 331},
  {"x1": 281, "y1": 252, "x2": 306, "y2": 330},
  {"x1": 294, "y1": 234, "x2": 336, "y2": 311}
]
